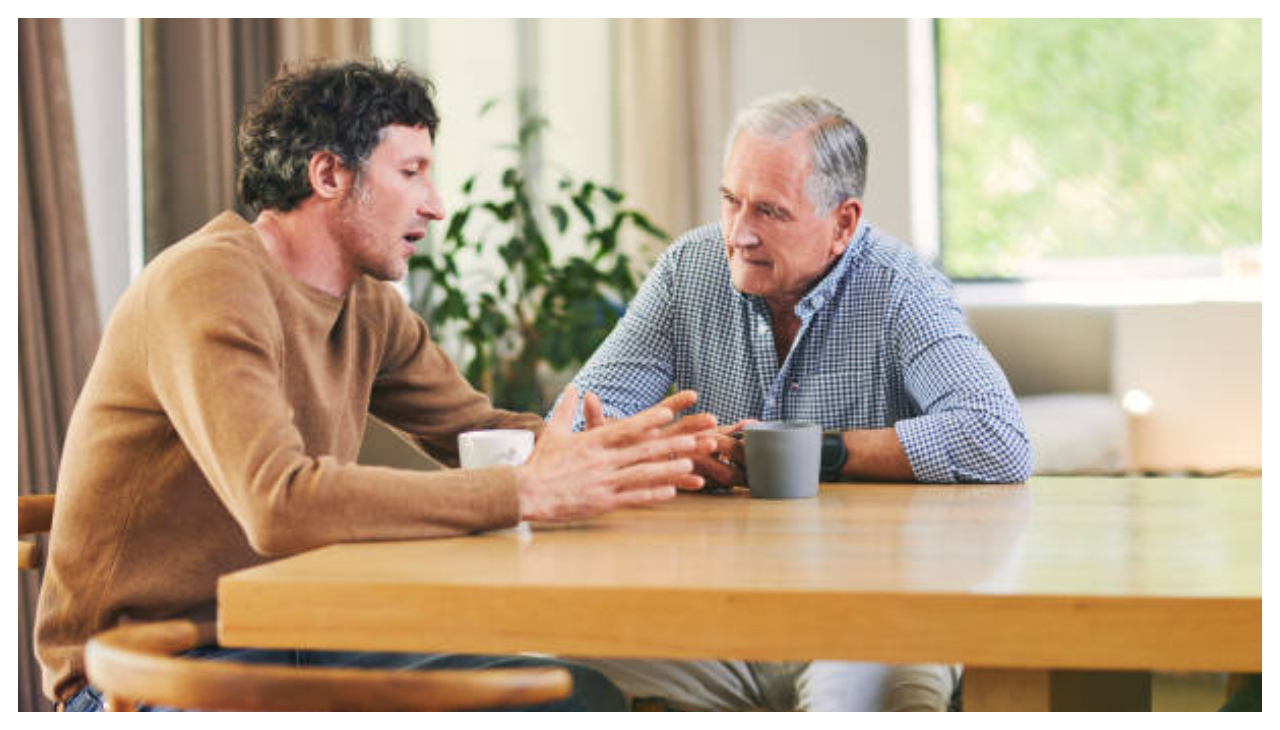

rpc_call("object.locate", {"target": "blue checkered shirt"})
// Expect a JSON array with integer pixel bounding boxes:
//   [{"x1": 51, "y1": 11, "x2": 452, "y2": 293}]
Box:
[{"x1": 565, "y1": 221, "x2": 1032, "y2": 483}]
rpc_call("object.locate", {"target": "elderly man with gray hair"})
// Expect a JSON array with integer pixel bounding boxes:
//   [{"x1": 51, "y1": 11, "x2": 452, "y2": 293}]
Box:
[{"x1": 560, "y1": 92, "x2": 1032, "y2": 710}]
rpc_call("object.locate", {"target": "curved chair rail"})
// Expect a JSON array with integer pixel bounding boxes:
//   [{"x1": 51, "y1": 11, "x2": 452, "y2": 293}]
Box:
[{"x1": 85, "y1": 619, "x2": 574, "y2": 711}]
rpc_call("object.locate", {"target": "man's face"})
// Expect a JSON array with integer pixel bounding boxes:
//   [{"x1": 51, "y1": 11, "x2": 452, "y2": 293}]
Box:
[
  {"x1": 333, "y1": 124, "x2": 444, "y2": 282},
  {"x1": 719, "y1": 130, "x2": 857, "y2": 307}
]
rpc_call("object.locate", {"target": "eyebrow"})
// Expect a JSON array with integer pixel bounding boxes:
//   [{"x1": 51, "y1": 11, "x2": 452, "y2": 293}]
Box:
[{"x1": 721, "y1": 186, "x2": 793, "y2": 220}]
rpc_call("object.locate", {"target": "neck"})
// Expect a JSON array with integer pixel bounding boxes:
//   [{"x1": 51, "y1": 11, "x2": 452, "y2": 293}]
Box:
[
  {"x1": 252, "y1": 205, "x2": 355, "y2": 297},
  {"x1": 764, "y1": 298, "x2": 803, "y2": 363}
]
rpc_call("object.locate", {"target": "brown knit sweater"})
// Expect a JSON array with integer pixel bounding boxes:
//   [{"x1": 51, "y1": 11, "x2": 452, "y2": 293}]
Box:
[{"x1": 35, "y1": 212, "x2": 542, "y2": 702}]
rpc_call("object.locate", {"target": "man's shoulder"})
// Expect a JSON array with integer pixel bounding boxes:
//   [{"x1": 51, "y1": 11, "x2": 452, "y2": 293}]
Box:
[
  {"x1": 139, "y1": 213, "x2": 278, "y2": 314},
  {"x1": 145, "y1": 213, "x2": 267, "y2": 284},
  {"x1": 659, "y1": 223, "x2": 727, "y2": 276},
  {"x1": 849, "y1": 224, "x2": 953, "y2": 296}
]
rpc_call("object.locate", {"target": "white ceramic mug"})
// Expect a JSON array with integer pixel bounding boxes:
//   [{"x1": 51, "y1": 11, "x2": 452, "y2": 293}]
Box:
[{"x1": 458, "y1": 429, "x2": 535, "y2": 469}]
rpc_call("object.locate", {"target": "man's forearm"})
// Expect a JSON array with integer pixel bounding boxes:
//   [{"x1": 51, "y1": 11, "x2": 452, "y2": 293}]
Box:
[{"x1": 837, "y1": 428, "x2": 915, "y2": 482}]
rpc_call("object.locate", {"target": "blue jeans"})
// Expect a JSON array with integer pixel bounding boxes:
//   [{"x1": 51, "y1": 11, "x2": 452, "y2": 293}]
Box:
[{"x1": 64, "y1": 646, "x2": 628, "y2": 711}]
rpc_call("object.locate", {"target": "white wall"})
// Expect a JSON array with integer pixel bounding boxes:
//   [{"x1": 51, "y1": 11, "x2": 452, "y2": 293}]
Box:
[
  {"x1": 728, "y1": 19, "x2": 913, "y2": 241},
  {"x1": 61, "y1": 18, "x2": 133, "y2": 327},
  {"x1": 1114, "y1": 304, "x2": 1262, "y2": 473}
]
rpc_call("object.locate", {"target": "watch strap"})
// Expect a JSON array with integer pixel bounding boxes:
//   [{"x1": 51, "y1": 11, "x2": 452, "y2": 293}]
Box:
[{"x1": 820, "y1": 431, "x2": 848, "y2": 481}]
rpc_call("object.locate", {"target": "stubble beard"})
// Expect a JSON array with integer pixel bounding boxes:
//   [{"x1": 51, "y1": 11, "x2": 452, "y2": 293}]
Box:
[{"x1": 335, "y1": 179, "x2": 404, "y2": 283}]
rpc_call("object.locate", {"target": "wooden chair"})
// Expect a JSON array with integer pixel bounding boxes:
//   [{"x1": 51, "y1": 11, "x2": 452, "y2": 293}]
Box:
[
  {"x1": 20, "y1": 494, "x2": 572, "y2": 711},
  {"x1": 84, "y1": 620, "x2": 573, "y2": 711},
  {"x1": 18, "y1": 493, "x2": 55, "y2": 570}
]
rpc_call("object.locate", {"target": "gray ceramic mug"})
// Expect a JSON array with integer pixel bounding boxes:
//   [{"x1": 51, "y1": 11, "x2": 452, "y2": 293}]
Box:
[{"x1": 743, "y1": 421, "x2": 822, "y2": 499}]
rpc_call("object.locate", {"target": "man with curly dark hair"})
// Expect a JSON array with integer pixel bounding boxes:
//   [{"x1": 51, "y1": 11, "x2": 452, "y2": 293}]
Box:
[{"x1": 37, "y1": 59, "x2": 717, "y2": 712}]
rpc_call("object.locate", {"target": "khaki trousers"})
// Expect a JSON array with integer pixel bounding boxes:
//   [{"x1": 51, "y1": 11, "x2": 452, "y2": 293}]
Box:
[{"x1": 565, "y1": 659, "x2": 960, "y2": 711}]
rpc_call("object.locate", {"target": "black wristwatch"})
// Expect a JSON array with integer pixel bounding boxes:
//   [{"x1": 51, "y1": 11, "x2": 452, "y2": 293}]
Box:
[{"x1": 820, "y1": 431, "x2": 848, "y2": 482}]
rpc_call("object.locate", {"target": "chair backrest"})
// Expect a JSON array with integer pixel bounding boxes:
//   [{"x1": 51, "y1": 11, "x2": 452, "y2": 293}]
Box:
[
  {"x1": 19, "y1": 494, "x2": 55, "y2": 570},
  {"x1": 85, "y1": 619, "x2": 573, "y2": 711}
]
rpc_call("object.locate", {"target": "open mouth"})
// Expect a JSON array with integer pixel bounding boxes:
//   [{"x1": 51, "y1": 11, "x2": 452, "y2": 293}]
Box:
[{"x1": 402, "y1": 231, "x2": 426, "y2": 245}]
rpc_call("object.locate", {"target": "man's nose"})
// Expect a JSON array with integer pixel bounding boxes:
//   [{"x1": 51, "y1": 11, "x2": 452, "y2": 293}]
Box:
[
  {"x1": 419, "y1": 185, "x2": 445, "y2": 221},
  {"x1": 726, "y1": 212, "x2": 760, "y2": 248}
]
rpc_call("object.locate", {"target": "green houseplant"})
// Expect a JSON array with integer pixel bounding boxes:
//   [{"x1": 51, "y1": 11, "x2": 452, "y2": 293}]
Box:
[{"x1": 410, "y1": 106, "x2": 667, "y2": 412}]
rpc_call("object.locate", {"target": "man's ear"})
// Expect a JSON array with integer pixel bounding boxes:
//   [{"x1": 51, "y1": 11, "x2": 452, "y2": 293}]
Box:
[
  {"x1": 306, "y1": 150, "x2": 355, "y2": 202},
  {"x1": 831, "y1": 197, "x2": 863, "y2": 255}
]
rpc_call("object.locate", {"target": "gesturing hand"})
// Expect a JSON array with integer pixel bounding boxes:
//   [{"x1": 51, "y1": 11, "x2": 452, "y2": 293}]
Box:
[
  {"x1": 583, "y1": 392, "x2": 743, "y2": 490},
  {"x1": 515, "y1": 386, "x2": 718, "y2": 522}
]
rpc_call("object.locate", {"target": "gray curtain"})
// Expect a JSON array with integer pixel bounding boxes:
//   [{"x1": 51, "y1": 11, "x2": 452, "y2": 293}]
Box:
[
  {"x1": 140, "y1": 18, "x2": 371, "y2": 259},
  {"x1": 18, "y1": 18, "x2": 102, "y2": 712}
]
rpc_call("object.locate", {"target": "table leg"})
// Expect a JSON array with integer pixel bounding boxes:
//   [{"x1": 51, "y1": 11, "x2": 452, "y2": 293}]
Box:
[{"x1": 964, "y1": 668, "x2": 1152, "y2": 711}]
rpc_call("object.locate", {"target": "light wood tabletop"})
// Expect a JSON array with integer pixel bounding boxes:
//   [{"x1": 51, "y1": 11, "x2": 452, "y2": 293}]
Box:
[{"x1": 217, "y1": 477, "x2": 1260, "y2": 710}]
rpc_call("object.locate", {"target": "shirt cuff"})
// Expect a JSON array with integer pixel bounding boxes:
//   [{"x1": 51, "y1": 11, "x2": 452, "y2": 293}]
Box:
[{"x1": 894, "y1": 416, "x2": 955, "y2": 483}]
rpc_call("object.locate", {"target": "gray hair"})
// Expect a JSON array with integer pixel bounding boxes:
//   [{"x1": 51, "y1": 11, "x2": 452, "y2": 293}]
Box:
[{"x1": 724, "y1": 92, "x2": 868, "y2": 215}]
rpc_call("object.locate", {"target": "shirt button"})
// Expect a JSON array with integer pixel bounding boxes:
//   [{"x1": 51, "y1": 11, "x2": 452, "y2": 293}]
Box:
[
  {"x1": 758, "y1": 324, "x2": 769, "y2": 335},
  {"x1": 790, "y1": 381, "x2": 800, "y2": 391}
]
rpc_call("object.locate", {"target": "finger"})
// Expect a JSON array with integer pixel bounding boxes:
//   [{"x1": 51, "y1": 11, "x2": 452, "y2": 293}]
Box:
[
  {"x1": 711, "y1": 431, "x2": 740, "y2": 452},
  {"x1": 547, "y1": 384, "x2": 579, "y2": 432},
  {"x1": 583, "y1": 391, "x2": 607, "y2": 430},
  {"x1": 612, "y1": 433, "x2": 708, "y2": 469},
  {"x1": 726, "y1": 437, "x2": 745, "y2": 466},
  {"x1": 610, "y1": 485, "x2": 679, "y2": 509},
  {"x1": 652, "y1": 392, "x2": 692, "y2": 413},
  {"x1": 661, "y1": 413, "x2": 719, "y2": 438},
  {"x1": 694, "y1": 453, "x2": 740, "y2": 488},
  {"x1": 654, "y1": 390, "x2": 699, "y2": 415},
  {"x1": 606, "y1": 458, "x2": 697, "y2": 491},
  {"x1": 722, "y1": 419, "x2": 753, "y2": 435},
  {"x1": 671, "y1": 473, "x2": 707, "y2": 491},
  {"x1": 590, "y1": 403, "x2": 678, "y2": 446}
]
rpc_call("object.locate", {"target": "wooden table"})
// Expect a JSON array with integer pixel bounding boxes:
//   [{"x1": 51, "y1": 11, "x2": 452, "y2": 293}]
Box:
[{"x1": 218, "y1": 477, "x2": 1261, "y2": 711}]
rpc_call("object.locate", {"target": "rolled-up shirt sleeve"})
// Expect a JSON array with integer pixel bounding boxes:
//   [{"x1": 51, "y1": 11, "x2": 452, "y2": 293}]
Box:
[{"x1": 890, "y1": 282, "x2": 1033, "y2": 483}]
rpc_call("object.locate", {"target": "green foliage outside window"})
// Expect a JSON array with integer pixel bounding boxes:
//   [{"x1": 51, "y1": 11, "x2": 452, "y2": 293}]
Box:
[{"x1": 938, "y1": 19, "x2": 1261, "y2": 279}]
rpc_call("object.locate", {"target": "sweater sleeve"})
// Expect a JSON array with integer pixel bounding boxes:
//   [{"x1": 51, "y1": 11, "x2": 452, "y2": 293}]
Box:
[
  {"x1": 143, "y1": 254, "x2": 520, "y2": 557},
  {"x1": 364, "y1": 282, "x2": 544, "y2": 466}
]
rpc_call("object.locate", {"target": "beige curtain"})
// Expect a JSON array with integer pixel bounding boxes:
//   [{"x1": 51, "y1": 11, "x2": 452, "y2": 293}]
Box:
[
  {"x1": 615, "y1": 19, "x2": 729, "y2": 265},
  {"x1": 141, "y1": 18, "x2": 371, "y2": 259},
  {"x1": 18, "y1": 18, "x2": 102, "y2": 712}
]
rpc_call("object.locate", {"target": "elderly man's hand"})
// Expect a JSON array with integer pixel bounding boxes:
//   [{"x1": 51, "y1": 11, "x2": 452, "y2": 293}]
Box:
[
  {"x1": 515, "y1": 386, "x2": 718, "y2": 522},
  {"x1": 690, "y1": 420, "x2": 753, "y2": 489}
]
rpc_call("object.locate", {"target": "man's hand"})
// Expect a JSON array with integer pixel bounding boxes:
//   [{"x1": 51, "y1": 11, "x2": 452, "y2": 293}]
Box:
[
  {"x1": 690, "y1": 420, "x2": 753, "y2": 489},
  {"x1": 584, "y1": 394, "x2": 752, "y2": 491},
  {"x1": 516, "y1": 386, "x2": 718, "y2": 522}
]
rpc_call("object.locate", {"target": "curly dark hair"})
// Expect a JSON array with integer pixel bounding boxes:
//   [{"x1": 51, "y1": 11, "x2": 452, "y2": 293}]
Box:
[{"x1": 236, "y1": 60, "x2": 440, "y2": 213}]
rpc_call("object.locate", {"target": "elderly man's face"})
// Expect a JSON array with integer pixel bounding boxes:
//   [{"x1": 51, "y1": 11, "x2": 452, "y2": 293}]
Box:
[{"x1": 719, "y1": 130, "x2": 859, "y2": 309}]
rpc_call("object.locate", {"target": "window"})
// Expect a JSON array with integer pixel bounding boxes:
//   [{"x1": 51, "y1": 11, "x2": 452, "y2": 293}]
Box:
[{"x1": 936, "y1": 19, "x2": 1261, "y2": 282}]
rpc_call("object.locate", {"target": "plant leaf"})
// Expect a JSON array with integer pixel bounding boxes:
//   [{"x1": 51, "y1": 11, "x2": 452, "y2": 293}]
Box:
[
  {"x1": 549, "y1": 204, "x2": 569, "y2": 234},
  {"x1": 627, "y1": 211, "x2": 668, "y2": 240}
]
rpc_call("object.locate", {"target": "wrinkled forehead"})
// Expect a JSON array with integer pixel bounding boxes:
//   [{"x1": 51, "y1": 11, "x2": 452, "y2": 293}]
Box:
[{"x1": 722, "y1": 131, "x2": 814, "y2": 191}]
